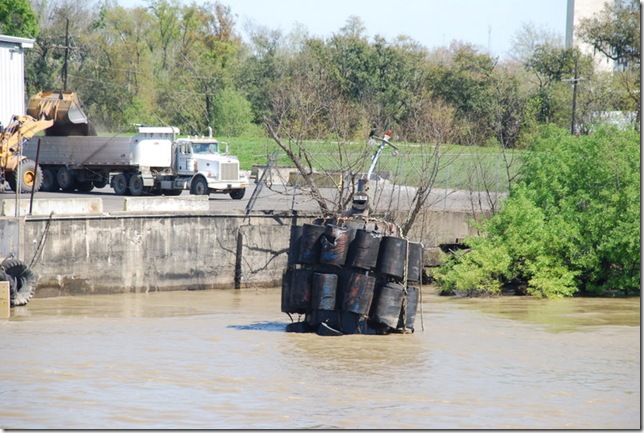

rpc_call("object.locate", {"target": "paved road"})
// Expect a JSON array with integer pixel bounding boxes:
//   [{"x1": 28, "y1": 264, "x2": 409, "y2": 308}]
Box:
[{"x1": 1, "y1": 180, "x2": 501, "y2": 214}]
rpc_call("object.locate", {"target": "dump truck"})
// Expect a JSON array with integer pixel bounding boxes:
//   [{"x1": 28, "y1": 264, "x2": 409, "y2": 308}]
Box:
[
  {"x1": 23, "y1": 126, "x2": 249, "y2": 198},
  {"x1": 0, "y1": 91, "x2": 94, "y2": 193}
]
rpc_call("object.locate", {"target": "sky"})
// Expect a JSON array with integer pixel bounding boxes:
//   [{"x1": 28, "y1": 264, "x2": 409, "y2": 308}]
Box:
[{"x1": 117, "y1": 0, "x2": 569, "y2": 59}]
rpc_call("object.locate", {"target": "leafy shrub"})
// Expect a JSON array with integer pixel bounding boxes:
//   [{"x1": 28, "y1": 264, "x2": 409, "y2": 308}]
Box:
[{"x1": 436, "y1": 125, "x2": 640, "y2": 298}]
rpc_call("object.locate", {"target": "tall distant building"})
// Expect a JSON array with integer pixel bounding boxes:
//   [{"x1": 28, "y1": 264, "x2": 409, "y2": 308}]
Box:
[{"x1": 566, "y1": 0, "x2": 616, "y2": 71}]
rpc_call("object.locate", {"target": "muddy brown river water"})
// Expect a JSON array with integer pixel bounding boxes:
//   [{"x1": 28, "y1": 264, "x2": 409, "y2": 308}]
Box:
[{"x1": 0, "y1": 288, "x2": 640, "y2": 429}]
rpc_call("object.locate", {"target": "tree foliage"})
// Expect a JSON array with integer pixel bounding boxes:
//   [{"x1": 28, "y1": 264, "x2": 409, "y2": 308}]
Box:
[
  {"x1": 22, "y1": 1, "x2": 640, "y2": 139},
  {"x1": 576, "y1": 0, "x2": 640, "y2": 70},
  {"x1": 436, "y1": 125, "x2": 640, "y2": 298},
  {"x1": 0, "y1": 0, "x2": 38, "y2": 37}
]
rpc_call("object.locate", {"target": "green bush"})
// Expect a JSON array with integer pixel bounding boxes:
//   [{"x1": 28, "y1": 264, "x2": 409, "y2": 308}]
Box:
[
  {"x1": 211, "y1": 88, "x2": 255, "y2": 137},
  {"x1": 436, "y1": 125, "x2": 641, "y2": 298}
]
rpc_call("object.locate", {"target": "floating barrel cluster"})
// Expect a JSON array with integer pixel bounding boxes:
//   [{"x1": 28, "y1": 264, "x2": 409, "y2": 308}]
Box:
[{"x1": 282, "y1": 216, "x2": 423, "y2": 336}]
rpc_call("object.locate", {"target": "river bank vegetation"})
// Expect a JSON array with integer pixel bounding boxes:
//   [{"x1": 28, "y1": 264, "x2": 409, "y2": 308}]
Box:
[{"x1": 435, "y1": 125, "x2": 640, "y2": 298}]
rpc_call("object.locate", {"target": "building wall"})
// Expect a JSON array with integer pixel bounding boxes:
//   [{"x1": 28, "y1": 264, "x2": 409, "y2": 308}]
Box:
[
  {"x1": 566, "y1": 0, "x2": 616, "y2": 71},
  {"x1": 0, "y1": 35, "x2": 34, "y2": 126}
]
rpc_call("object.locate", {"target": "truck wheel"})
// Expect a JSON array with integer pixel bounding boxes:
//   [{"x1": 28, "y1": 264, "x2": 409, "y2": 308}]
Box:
[
  {"x1": 76, "y1": 181, "x2": 94, "y2": 192},
  {"x1": 41, "y1": 168, "x2": 59, "y2": 192},
  {"x1": 13, "y1": 159, "x2": 43, "y2": 193},
  {"x1": 229, "y1": 188, "x2": 246, "y2": 200},
  {"x1": 56, "y1": 167, "x2": 75, "y2": 191},
  {"x1": 162, "y1": 189, "x2": 183, "y2": 196},
  {"x1": 93, "y1": 171, "x2": 109, "y2": 189},
  {"x1": 190, "y1": 177, "x2": 209, "y2": 195},
  {"x1": 112, "y1": 173, "x2": 128, "y2": 195},
  {"x1": 129, "y1": 175, "x2": 144, "y2": 196}
]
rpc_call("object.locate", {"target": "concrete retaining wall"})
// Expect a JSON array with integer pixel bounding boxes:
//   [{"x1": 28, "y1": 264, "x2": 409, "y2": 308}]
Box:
[
  {"x1": 0, "y1": 208, "x2": 479, "y2": 299},
  {"x1": 2, "y1": 197, "x2": 103, "y2": 216}
]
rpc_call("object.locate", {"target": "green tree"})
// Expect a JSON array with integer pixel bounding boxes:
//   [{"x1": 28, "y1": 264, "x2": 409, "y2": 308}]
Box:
[
  {"x1": 0, "y1": 0, "x2": 38, "y2": 37},
  {"x1": 523, "y1": 46, "x2": 593, "y2": 132},
  {"x1": 238, "y1": 25, "x2": 286, "y2": 123},
  {"x1": 508, "y1": 22, "x2": 563, "y2": 63},
  {"x1": 155, "y1": 1, "x2": 243, "y2": 135},
  {"x1": 428, "y1": 44, "x2": 515, "y2": 146},
  {"x1": 436, "y1": 125, "x2": 640, "y2": 298},
  {"x1": 576, "y1": 0, "x2": 640, "y2": 70},
  {"x1": 211, "y1": 87, "x2": 254, "y2": 136},
  {"x1": 577, "y1": 0, "x2": 640, "y2": 126}
]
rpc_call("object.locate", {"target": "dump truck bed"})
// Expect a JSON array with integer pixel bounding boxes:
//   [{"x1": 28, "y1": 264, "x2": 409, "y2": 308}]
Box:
[{"x1": 23, "y1": 136, "x2": 135, "y2": 170}]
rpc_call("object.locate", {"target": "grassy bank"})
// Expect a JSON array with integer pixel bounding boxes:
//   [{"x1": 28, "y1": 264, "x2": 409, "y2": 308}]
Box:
[{"x1": 221, "y1": 135, "x2": 524, "y2": 193}]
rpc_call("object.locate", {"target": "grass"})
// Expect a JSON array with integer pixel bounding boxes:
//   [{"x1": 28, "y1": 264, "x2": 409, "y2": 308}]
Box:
[
  {"x1": 86, "y1": 130, "x2": 524, "y2": 193},
  {"x1": 220, "y1": 135, "x2": 525, "y2": 193}
]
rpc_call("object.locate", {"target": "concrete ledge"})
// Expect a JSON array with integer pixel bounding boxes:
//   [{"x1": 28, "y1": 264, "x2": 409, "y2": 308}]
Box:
[
  {"x1": 1, "y1": 198, "x2": 103, "y2": 216},
  {"x1": 288, "y1": 171, "x2": 343, "y2": 188},
  {"x1": 123, "y1": 195, "x2": 209, "y2": 212},
  {"x1": 251, "y1": 165, "x2": 297, "y2": 185}
]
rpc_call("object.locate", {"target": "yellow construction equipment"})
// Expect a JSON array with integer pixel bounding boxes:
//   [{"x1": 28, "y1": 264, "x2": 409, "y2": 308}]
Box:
[
  {"x1": 0, "y1": 115, "x2": 52, "y2": 192},
  {"x1": 0, "y1": 90, "x2": 92, "y2": 193},
  {"x1": 26, "y1": 91, "x2": 95, "y2": 136}
]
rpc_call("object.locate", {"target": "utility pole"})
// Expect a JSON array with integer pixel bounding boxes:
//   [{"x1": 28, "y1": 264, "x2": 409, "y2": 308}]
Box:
[
  {"x1": 63, "y1": 18, "x2": 69, "y2": 91},
  {"x1": 49, "y1": 18, "x2": 80, "y2": 91},
  {"x1": 563, "y1": 56, "x2": 584, "y2": 135}
]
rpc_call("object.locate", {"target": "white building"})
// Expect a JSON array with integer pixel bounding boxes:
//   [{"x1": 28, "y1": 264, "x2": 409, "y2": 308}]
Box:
[
  {"x1": 0, "y1": 34, "x2": 34, "y2": 127},
  {"x1": 566, "y1": 0, "x2": 616, "y2": 71}
]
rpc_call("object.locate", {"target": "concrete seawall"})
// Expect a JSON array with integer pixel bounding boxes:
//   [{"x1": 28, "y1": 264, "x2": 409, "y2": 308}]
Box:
[{"x1": 0, "y1": 198, "x2": 482, "y2": 298}]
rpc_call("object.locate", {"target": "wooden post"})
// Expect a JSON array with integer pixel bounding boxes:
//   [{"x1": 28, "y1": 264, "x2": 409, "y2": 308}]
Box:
[
  {"x1": 0, "y1": 281, "x2": 9, "y2": 318},
  {"x1": 234, "y1": 230, "x2": 243, "y2": 290}
]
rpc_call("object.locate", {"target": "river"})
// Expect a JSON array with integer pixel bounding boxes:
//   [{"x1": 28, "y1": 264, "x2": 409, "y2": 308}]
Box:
[{"x1": 0, "y1": 287, "x2": 639, "y2": 429}]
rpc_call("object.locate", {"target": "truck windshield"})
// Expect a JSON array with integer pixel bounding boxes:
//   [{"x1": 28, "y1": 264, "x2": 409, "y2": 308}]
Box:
[{"x1": 192, "y1": 142, "x2": 219, "y2": 154}]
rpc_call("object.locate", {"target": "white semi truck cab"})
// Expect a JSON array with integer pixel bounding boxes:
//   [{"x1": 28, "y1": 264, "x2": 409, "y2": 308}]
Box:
[
  {"x1": 171, "y1": 137, "x2": 248, "y2": 199},
  {"x1": 108, "y1": 127, "x2": 248, "y2": 198}
]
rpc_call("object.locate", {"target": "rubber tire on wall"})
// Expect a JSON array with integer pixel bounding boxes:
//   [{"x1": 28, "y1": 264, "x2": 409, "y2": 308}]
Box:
[{"x1": 1, "y1": 258, "x2": 37, "y2": 307}]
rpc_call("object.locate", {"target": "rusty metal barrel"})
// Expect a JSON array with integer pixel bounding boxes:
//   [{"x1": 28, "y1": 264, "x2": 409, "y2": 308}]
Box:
[
  {"x1": 298, "y1": 224, "x2": 326, "y2": 264},
  {"x1": 281, "y1": 269, "x2": 296, "y2": 313},
  {"x1": 346, "y1": 229, "x2": 381, "y2": 270},
  {"x1": 371, "y1": 282, "x2": 404, "y2": 328},
  {"x1": 319, "y1": 224, "x2": 350, "y2": 266},
  {"x1": 398, "y1": 286, "x2": 420, "y2": 331},
  {"x1": 311, "y1": 273, "x2": 338, "y2": 311},
  {"x1": 341, "y1": 272, "x2": 376, "y2": 315},
  {"x1": 407, "y1": 242, "x2": 423, "y2": 283},
  {"x1": 376, "y1": 236, "x2": 408, "y2": 281},
  {"x1": 288, "y1": 225, "x2": 303, "y2": 266},
  {"x1": 281, "y1": 269, "x2": 312, "y2": 314}
]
